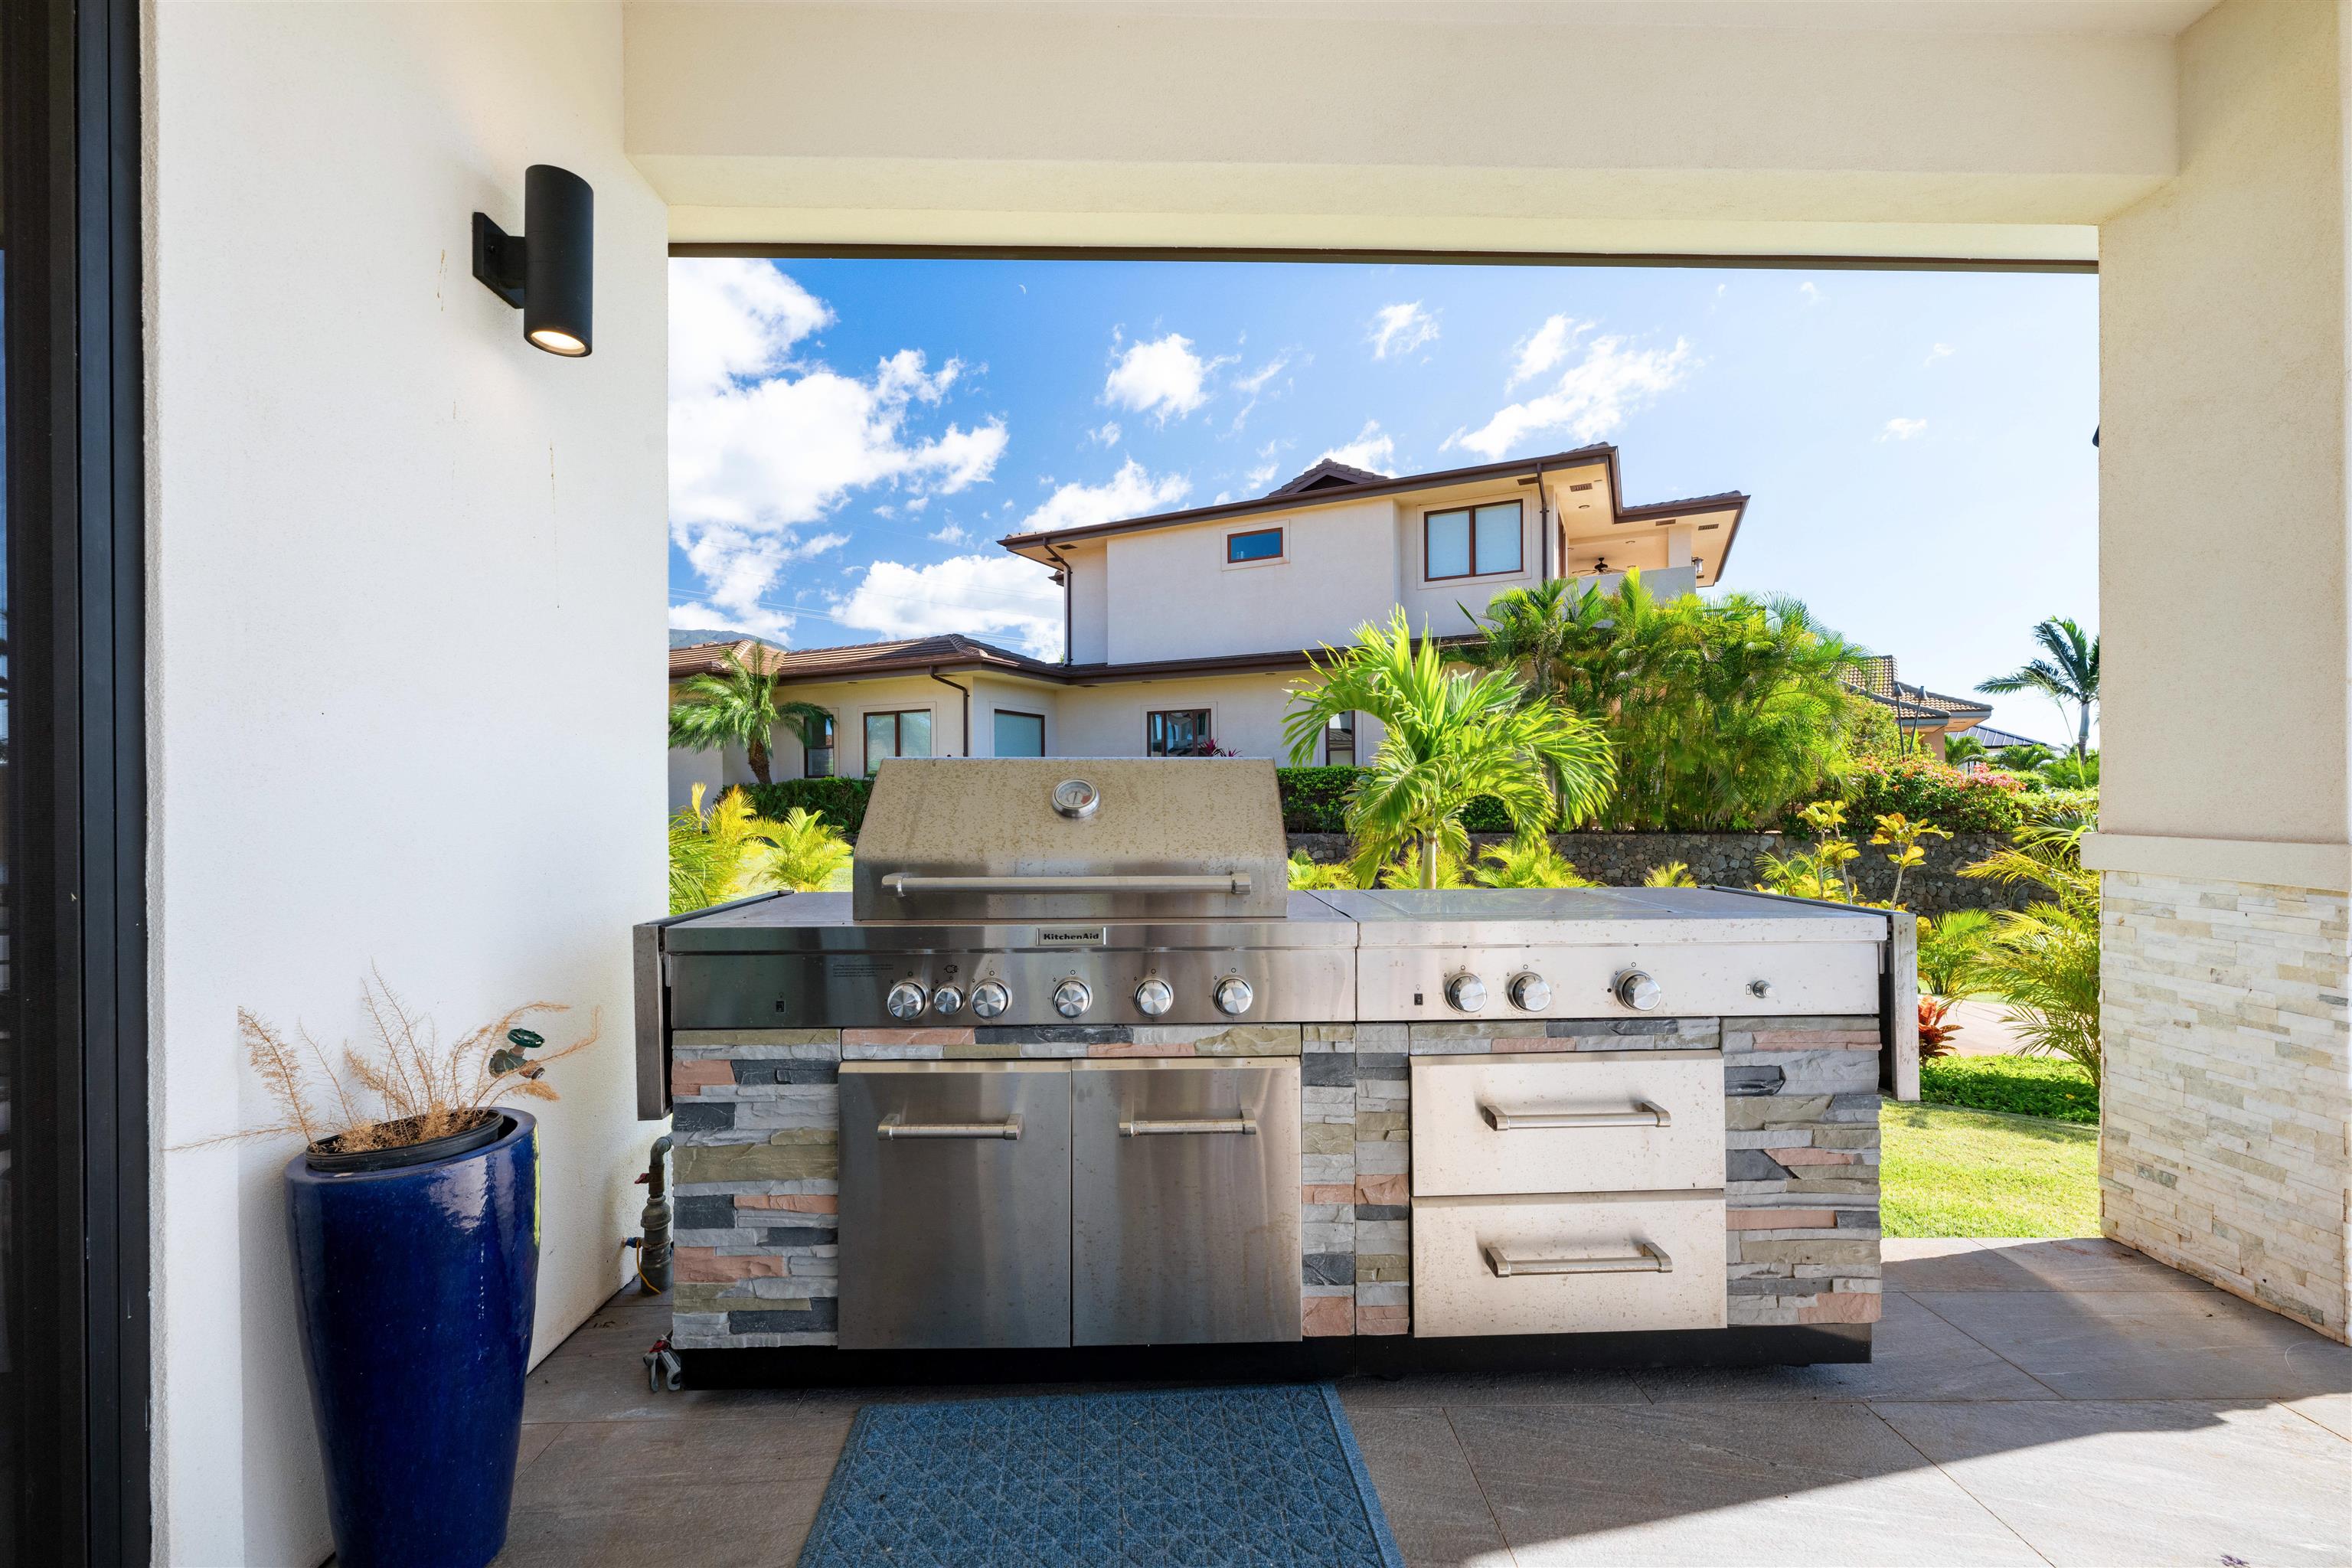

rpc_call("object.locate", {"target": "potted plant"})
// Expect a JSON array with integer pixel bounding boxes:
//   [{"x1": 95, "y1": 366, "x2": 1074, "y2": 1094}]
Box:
[{"x1": 228, "y1": 975, "x2": 598, "y2": 1568}]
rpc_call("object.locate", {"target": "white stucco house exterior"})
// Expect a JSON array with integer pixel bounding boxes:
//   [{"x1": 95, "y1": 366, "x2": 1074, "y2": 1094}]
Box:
[{"x1": 669, "y1": 445, "x2": 1748, "y2": 800}]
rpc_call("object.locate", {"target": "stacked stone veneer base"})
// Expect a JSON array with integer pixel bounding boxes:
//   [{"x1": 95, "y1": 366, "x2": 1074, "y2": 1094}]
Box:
[
  {"x1": 2102, "y1": 871, "x2": 2350, "y2": 1341},
  {"x1": 665, "y1": 1014, "x2": 1883, "y2": 1351}
]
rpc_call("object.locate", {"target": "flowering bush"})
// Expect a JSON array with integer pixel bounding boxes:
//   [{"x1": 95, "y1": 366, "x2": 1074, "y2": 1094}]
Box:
[{"x1": 1833, "y1": 757, "x2": 2028, "y2": 835}]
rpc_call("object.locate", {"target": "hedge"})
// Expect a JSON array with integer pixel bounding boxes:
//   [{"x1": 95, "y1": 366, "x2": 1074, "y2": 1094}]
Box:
[
  {"x1": 743, "y1": 776, "x2": 874, "y2": 835},
  {"x1": 1832, "y1": 758, "x2": 2029, "y2": 835},
  {"x1": 742, "y1": 760, "x2": 2030, "y2": 841}
]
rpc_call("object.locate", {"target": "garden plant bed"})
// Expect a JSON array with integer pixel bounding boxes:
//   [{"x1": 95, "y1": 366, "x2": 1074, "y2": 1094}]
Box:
[
  {"x1": 1919, "y1": 1052, "x2": 2098, "y2": 1124},
  {"x1": 1880, "y1": 1099, "x2": 2099, "y2": 1239}
]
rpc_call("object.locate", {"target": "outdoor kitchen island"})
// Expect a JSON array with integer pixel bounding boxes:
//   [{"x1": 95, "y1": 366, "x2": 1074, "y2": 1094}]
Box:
[{"x1": 637, "y1": 760, "x2": 1896, "y2": 1379}]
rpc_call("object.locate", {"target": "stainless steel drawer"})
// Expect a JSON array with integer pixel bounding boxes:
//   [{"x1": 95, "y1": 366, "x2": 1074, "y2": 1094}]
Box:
[
  {"x1": 838, "y1": 1062, "x2": 1073, "y2": 1349},
  {"x1": 1412, "y1": 1192, "x2": 1729, "y2": 1337},
  {"x1": 1071, "y1": 1058, "x2": 1302, "y2": 1346},
  {"x1": 1411, "y1": 1052, "x2": 1725, "y2": 1197}
]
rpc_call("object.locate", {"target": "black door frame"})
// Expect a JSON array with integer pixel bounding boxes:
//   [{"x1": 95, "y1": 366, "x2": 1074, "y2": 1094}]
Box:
[{"x1": 3, "y1": 0, "x2": 152, "y2": 1558}]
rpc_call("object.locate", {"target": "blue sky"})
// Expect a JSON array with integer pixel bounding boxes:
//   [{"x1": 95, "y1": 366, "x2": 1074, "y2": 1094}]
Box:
[{"x1": 668, "y1": 257, "x2": 2098, "y2": 743}]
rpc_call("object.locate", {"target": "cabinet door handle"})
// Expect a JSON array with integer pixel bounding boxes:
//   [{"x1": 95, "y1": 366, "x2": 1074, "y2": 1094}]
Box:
[
  {"x1": 1485, "y1": 1241, "x2": 1672, "y2": 1277},
  {"x1": 1481, "y1": 1100, "x2": 1671, "y2": 1132},
  {"x1": 1118, "y1": 1116, "x2": 1256, "y2": 1137},
  {"x1": 876, "y1": 1113, "x2": 1022, "y2": 1140}
]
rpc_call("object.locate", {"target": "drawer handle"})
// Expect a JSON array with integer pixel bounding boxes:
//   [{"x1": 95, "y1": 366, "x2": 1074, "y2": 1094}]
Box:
[
  {"x1": 1481, "y1": 1100, "x2": 1671, "y2": 1131},
  {"x1": 1485, "y1": 1241, "x2": 1673, "y2": 1277},
  {"x1": 1119, "y1": 1116, "x2": 1257, "y2": 1137},
  {"x1": 876, "y1": 1113, "x2": 1022, "y2": 1141}
]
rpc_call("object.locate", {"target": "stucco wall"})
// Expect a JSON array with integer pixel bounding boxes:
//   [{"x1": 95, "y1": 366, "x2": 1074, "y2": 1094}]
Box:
[
  {"x1": 1101, "y1": 498, "x2": 1400, "y2": 663},
  {"x1": 149, "y1": 5, "x2": 664, "y2": 1561}
]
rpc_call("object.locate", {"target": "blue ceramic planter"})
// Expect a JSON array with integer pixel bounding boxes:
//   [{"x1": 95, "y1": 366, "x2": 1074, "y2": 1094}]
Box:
[{"x1": 286, "y1": 1111, "x2": 540, "y2": 1568}]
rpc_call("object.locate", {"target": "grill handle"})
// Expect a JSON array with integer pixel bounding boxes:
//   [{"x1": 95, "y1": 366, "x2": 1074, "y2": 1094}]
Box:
[
  {"x1": 1119, "y1": 1116, "x2": 1257, "y2": 1137},
  {"x1": 876, "y1": 1113, "x2": 1022, "y2": 1141},
  {"x1": 880, "y1": 872, "x2": 1252, "y2": 897},
  {"x1": 1481, "y1": 1101, "x2": 1671, "y2": 1132},
  {"x1": 1485, "y1": 1242, "x2": 1673, "y2": 1278}
]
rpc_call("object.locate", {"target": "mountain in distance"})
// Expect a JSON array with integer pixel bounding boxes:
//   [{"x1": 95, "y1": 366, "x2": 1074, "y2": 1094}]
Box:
[{"x1": 668, "y1": 627, "x2": 781, "y2": 649}]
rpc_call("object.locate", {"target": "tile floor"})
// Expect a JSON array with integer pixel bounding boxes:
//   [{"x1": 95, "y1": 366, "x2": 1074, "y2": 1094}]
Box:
[{"x1": 495, "y1": 1236, "x2": 2352, "y2": 1567}]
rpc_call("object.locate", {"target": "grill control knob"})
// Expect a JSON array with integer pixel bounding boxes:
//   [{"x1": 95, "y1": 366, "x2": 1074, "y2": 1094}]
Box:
[
  {"x1": 1748, "y1": 978, "x2": 1775, "y2": 1001},
  {"x1": 1508, "y1": 973, "x2": 1552, "y2": 1011},
  {"x1": 886, "y1": 981, "x2": 928, "y2": 1021},
  {"x1": 1134, "y1": 978, "x2": 1174, "y2": 1017},
  {"x1": 1446, "y1": 974, "x2": 1490, "y2": 1014},
  {"x1": 930, "y1": 984, "x2": 965, "y2": 1016},
  {"x1": 1053, "y1": 978, "x2": 1093, "y2": 1018},
  {"x1": 1214, "y1": 977, "x2": 1254, "y2": 1017},
  {"x1": 969, "y1": 980, "x2": 1010, "y2": 1020},
  {"x1": 1615, "y1": 969, "x2": 1663, "y2": 1011}
]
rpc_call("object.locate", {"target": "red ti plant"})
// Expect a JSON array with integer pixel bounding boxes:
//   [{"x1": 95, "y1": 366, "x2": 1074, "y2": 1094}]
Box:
[{"x1": 1918, "y1": 995, "x2": 1963, "y2": 1060}]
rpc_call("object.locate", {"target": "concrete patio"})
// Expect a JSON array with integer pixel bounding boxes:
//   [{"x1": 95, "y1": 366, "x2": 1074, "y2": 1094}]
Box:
[{"x1": 495, "y1": 1235, "x2": 2351, "y2": 1567}]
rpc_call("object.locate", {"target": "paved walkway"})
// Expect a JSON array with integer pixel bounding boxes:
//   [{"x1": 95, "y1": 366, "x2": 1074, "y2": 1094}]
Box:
[{"x1": 497, "y1": 1236, "x2": 2352, "y2": 1567}]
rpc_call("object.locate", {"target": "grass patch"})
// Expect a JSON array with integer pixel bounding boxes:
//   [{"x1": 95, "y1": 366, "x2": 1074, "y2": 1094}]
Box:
[
  {"x1": 1919, "y1": 1052, "x2": 2098, "y2": 1124},
  {"x1": 1880, "y1": 1099, "x2": 2099, "y2": 1238}
]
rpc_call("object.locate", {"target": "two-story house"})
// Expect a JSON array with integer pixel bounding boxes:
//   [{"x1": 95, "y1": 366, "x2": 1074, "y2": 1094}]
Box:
[{"x1": 668, "y1": 444, "x2": 1747, "y2": 802}]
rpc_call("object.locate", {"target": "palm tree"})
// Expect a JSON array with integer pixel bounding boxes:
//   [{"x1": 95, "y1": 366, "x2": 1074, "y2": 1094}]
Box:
[
  {"x1": 1942, "y1": 733, "x2": 1987, "y2": 767},
  {"x1": 1959, "y1": 814, "x2": 2102, "y2": 1084},
  {"x1": 760, "y1": 807, "x2": 855, "y2": 892},
  {"x1": 1978, "y1": 617, "x2": 2099, "y2": 762},
  {"x1": 667, "y1": 642, "x2": 831, "y2": 787},
  {"x1": 667, "y1": 784, "x2": 786, "y2": 914},
  {"x1": 1284, "y1": 610, "x2": 1615, "y2": 888}
]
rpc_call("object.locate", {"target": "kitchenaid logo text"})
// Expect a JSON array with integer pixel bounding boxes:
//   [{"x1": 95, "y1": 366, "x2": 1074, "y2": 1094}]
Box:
[{"x1": 1034, "y1": 926, "x2": 1106, "y2": 947}]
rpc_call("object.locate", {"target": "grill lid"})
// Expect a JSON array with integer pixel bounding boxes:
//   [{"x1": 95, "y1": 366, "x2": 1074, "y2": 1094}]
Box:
[{"x1": 850, "y1": 757, "x2": 1289, "y2": 922}]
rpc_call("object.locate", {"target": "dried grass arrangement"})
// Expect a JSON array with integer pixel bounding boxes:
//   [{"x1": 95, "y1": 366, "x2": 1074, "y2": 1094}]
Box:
[{"x1": 228, "y1": 972, "x2": 600, "y2": 1158}]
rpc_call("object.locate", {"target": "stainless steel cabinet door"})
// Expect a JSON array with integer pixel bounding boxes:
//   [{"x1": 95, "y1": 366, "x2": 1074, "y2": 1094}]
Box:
[
  {"x1": 1071, "y1": 1058, "x2": 1302, "y2": 1345},
  {"x1": 838, "y1": 1062, "x2": 1073, "y2": 1349}
]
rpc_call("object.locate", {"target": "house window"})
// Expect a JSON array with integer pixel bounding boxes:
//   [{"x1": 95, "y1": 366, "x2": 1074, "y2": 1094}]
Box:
[
  {"x1": 863, "y1": 709, "x2": 933, "y2": 774},
  {"x1": 993, "y1": 709, "x2": 1046, "y2": 757},
  {"x1": 1147, "y1": 709, "x2": 1214, "y2": 756},
  {"x1": 802, "y1": 712, "x2": 838, "y2": 778},
  {"x1": 1425, "y1": 501, "x2": 1524, "y2": 580},
  {"x1": 1325, "y1": 711, "x2": 1356, "y2": 766},
  {"x1": 1227, "y1": 526, "x2": 1283, "y2": 564}
]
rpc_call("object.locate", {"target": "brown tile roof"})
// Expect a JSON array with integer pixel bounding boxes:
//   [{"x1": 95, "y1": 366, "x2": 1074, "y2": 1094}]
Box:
[
  {"x1": 668, "y1": 634, "x2": 1063, "y2": 684},
  {"x1": 1266, "y1": 457, "x2": 1390, "y2": 497},
  {"x1": 1844, "y1": 655, "x2": 1992, "y2": 730}
]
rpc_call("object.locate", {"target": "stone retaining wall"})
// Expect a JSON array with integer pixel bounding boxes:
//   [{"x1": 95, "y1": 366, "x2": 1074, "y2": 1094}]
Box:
[{"x1": 1286, "y1": 831, "x2": 2026, "y2": 915}]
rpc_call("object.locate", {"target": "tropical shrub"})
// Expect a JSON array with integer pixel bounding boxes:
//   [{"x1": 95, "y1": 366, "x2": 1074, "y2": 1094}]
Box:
[
  {"x1": 744, "y1": 776, "x2": 874, "y2": 836},
  {"x1": 1960, "y1": 817, "x2": 2102, "y2": 1085},
  {"x1": 2037, "y1": 753, "x2": 2099, "y2": 789},
  {"x1": 1475, "y1": 839, "x2": 1596, "y2": 888},
  {"x1": 1918, "y1": 995, "x2": 1963, "y2": 1060},
  {"x1": 1643, "y1": 861, "x2": 1700, "y2": 888},
  {"x1": 1870, "y1": 812, "x2": 1951, "y2": 909},
  {"x1": 1277, "y1": 766, "x2": 1363, "y2": 832},
  {"x1": 1756, "y1": 801, "x2": 1864, "y2": 902},
  {"x1": 668, "y1": 784, "x2": 786, "y2": 914},
  {"x1": 1466, "y1": 573, "x2": 1870, "y2": 831},
  {"x1": 1837, "y1": 757, "x2": 2027, "y2": 834},
  {"x1": 1286, "y1": 851, "x2": 1357, "y2": 890},
  {"x1": 1285, "y1": 610, "x2": 1615, "y2": 887},
  {"x1": 1916, "y1": 908, "x2": 1994, "y2": 995},
  {"x1": 1378, "y1": 844, "x2": 1472, "y2": 889},
  {"x1": 760, "y1": 807, "x2": 854, "y2": 891}
]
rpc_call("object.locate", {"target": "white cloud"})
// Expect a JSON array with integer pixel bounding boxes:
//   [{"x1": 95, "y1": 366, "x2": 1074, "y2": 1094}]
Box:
[
  {"x1": 1088, "y1": 421, "x2": 1122, "y2": 446},
  {"x1": 1509, "y1": 315, "x2": 1587, "y2": 389},
  {"x1": 831, "y1": 554, "x2": 1066, "y2": 658},
  {"x1": 668, "y1": 260, "x2": 1008, "y2": 642},
  {"x1": 1233, "y1": 355, "x2": 1291, "y2": 395},
  {"x1": 1926, "y1": 343, "x2": 1955, "y2": 367},
  {"x1": 1368, "y1": 302, "x2": 1439, "y2": 360},
  {"x1": 1019, "y1": 458, "x2": 1192, "y2": 534},
  {"x1": 1244, "y1": 461, "x2": 1280, "y2": 488},
  {"x1": 1799, "y1": 281, "x2": 1825, "y2": 306},
  {"x1": 926, "y1": 522, "x2": 971, "y2": 545},
  {"x1": 1880, "y1": 417, "x2": 1928, "y2": 441},
  {"x1": 1447, "y1": 336, "x2": 1693, "y2": 459},
  {"x1": 668, "y1": 259, "x2": 833, "y2": 402},
  {"x1": 1321, "y1": 420, "x2": 1397, "y2": 475},
  {"x1": 1103, "y1": 333, "x2": 1228, "y2": 423}
]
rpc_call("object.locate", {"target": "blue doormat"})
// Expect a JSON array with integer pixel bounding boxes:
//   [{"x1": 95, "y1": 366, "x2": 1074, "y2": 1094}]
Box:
[{"x1": 796, "y1": 1383, "x2": 1406, "y2": 1567}]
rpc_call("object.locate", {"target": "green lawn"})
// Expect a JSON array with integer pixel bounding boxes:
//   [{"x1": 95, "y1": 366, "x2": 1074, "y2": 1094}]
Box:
[
  {"x1": 1880, "y1": 1099, "x2": 2100, "y2": 1238},
  {"x1": 1918, "y1": 1052, "x2": 2099, "y2": 1124}
]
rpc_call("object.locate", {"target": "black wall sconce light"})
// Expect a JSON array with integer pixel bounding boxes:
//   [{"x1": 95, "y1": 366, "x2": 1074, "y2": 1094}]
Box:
[{"x1": 472, "y1": 165, "x2": 594, "y2": 357}]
